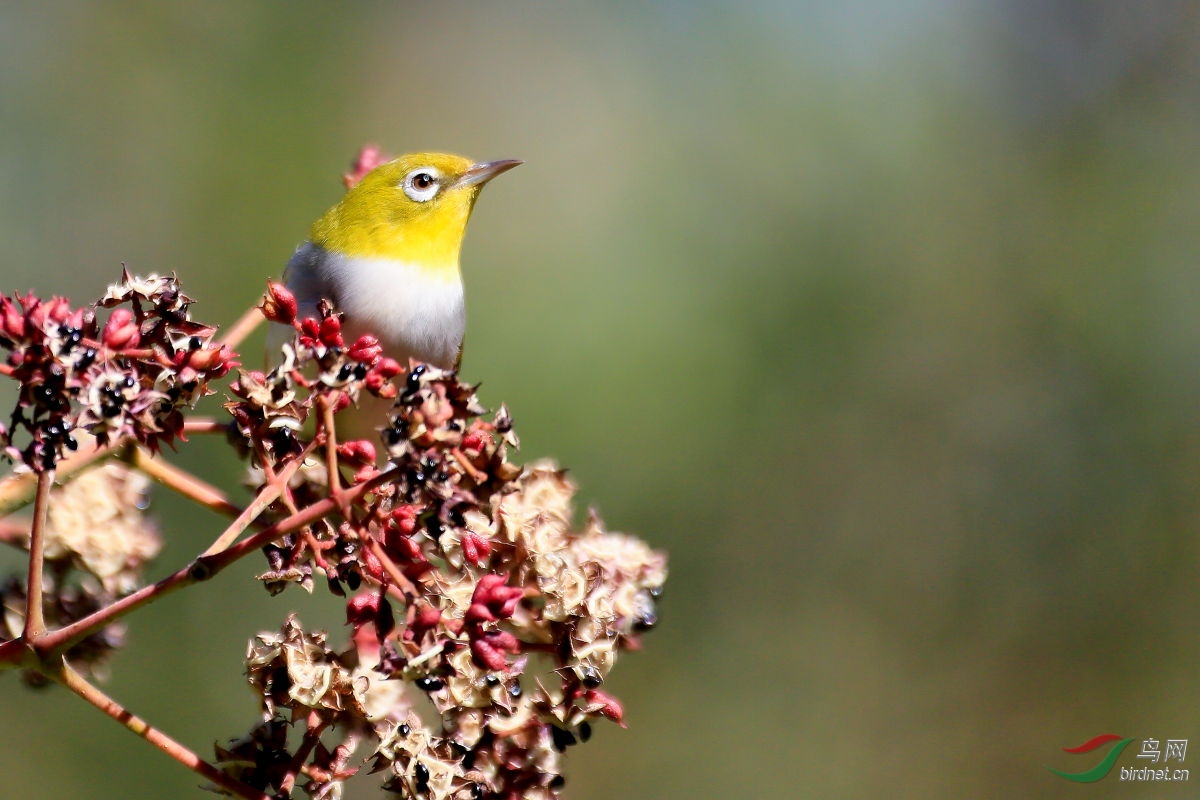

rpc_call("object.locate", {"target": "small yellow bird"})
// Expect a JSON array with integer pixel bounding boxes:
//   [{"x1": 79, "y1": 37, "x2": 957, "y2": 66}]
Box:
[{"x1": 280, "y1": 152, "x2": 521, "y2": 369}]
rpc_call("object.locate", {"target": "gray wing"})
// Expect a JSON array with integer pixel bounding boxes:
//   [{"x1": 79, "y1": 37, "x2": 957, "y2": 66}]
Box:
[
  {"x1": 267, "y1": 242, "x2": 329, "y2": 363},
  {"x1": 282, "y1": 242, "x2": 332, "y2": 321}
]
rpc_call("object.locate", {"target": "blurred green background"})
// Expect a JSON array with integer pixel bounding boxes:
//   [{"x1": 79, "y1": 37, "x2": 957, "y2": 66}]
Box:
[{"x1": 2, "y1": 2, "x2": 1199, "y2": 797}]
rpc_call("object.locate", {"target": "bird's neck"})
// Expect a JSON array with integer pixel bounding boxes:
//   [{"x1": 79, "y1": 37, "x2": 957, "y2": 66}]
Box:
[{"x1": 311, "y1": 204, "x2": 467, "y2": 279}]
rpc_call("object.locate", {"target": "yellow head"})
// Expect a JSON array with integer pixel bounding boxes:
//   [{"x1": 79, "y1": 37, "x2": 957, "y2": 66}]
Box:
[{"x1": 309, "y1": 152, "x2": 522, "y2": 275}]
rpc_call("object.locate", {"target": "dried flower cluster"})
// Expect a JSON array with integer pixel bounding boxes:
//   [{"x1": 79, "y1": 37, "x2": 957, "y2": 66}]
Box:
[
  {"x1": 0, "y1": 267, "x2": 666, "y2": 800},
  {"x1": 0, "y1": 272, "x2": 237, "y2": 471},
  {"x1": 213, "y1": 285, "x2": 667, "y2": 799},
  {"x1": 1, "y1": 459, "x2": 160, "y2": 682}
]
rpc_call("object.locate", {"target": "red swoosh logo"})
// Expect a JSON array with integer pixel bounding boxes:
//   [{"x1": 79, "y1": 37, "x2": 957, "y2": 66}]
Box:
[{"x1": 1062, "y1": 733, "x2": 1124, "y2": 754}]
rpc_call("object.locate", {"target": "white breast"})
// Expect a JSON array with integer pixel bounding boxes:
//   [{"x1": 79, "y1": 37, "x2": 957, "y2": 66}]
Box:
[{"x1": 283, "y1": 243, "x2": 465, "y2": 369}]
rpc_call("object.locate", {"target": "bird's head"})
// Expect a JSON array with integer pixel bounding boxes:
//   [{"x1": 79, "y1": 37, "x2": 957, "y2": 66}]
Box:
[{"x1": 310, "y1": 152, "x2": 521, "y2": 274}]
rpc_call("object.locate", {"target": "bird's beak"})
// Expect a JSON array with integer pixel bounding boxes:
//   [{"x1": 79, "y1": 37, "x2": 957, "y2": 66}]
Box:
[{"x1": 456, "y1": 159, "x2": 523, "y2": 188}]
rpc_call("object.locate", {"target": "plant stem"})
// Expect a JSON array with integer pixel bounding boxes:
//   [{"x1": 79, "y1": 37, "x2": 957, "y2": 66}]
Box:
[
  {"x1": 321, "y1": 397, "x2": 341, "y2": 492},
  {"x1": 201, "y1": 441, "x2": 315, "y2": 557},
  {"x1": 451, "y1": 447, "x2": 486, "y2": 484},
  {"x1": 0, "y1": 436, "x2": 120, "y2": 517},
  {"x1": 53, "y1": 659, "x2": 271, "y2": 800},
  {"x1": 220, "y1": 304, "x2": 265, "y2": 351},
  {"x1": 22, "y1": 470, "x2": 53, "y2": 640},
  {"x1": 33, "y1": 466, "x2": 398, "y2": 658},
  {"x1": 126, "y1": 446, "x2": 242, "y2": 519},
  {"x1": 367, "y1": 539, "x2": 420, "y2": 599},
  {"x1": 181, "y1": 417, "x2": 230, "y2": 436},
  {"x1": 210, "y1": 465, "x2": 395, "y2": 566},
  {"x1": 280, "y1": 713, "x2": 328, "y2": 795}
]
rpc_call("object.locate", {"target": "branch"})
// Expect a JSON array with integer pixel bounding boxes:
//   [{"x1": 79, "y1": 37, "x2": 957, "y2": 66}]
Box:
[
  {"x1": 219, "y1": 304, "x2": 265, "y2": 352},
  {"x1": 21, "y1": 471, "x2": 54, "y2": 640},
  {"x1": 207, "y1": 465, "x2": 395, "y2": 568},
  {"x1": 53, "y1": 659, "x2": 271, "y2": 800},
  {"x1": 181, "y1": 417, "x2": 231, "y2": 436},
  {"x1": 279, "y1": 713, "x2": 328, "y2": 795},
  {"x1": 201, "y1": 441, "x2": 316, "y2": 557},
  {"x1": 125, "y1": 446, "x2": 242, "y2": 519},
  {"x1": 30, "y1": 466, "x2": 398, "y2": 658},
  {"x1": 0, "y1": 436, "x2": 121, "y2": 517},
  {"x1": 367, "y1": 539, "x2": 421, "y2": 599},
  {"x1": 317, "y1": 395, "x2": 347, "y2": 511}
]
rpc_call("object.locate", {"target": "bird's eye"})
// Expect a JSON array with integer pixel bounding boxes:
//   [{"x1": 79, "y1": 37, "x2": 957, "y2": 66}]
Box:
[{"x1": 403, "y1": 168, "x2": 441, "y2": 202}]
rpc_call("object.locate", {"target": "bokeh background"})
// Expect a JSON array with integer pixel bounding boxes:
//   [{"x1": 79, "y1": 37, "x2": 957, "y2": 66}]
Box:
[{"x1": 2, "y1": 2, "x2": 1199, "y2": 797}]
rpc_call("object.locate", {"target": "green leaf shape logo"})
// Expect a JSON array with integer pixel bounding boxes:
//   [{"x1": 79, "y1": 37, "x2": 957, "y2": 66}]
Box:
[{"x1": 1045, "y1": 737, "x2": 1136, "y2": 783}]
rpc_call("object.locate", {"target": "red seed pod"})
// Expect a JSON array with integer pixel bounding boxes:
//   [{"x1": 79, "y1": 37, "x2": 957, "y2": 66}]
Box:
[
  {"x1": 102, "y1": 308, "x2": 140, "y2": 349},
  {"x1": 260, "y1": 281, "x2": 299, "y2": 325},
  {"x1": 467, "y1": 575, "x2": 524, "y2": 623},
  {"x1": 360, "y1": 545, "x2": 385, "y2": 583},
  {"x1": 471, "y1": 629, "x2": 521, "y2": 671},
  {"x1": 406, "y1": 605, "x2": 443, "y2": 642},
  {"x1": 300, "y1": 317, "x2": 322, "y2": 339},
  {"x1": 42, "y1": 297, "x2": 72, "y2": 326},
  {"x1": 462, "y1": 424, "x2": 490, "y2": 453},
  {"x1": 346, "y1": 591, "x2": 381, "y2": 629},
  {"x1": 1, "y1": 297, "x2": 25, "y2": 339},
  {"x1": 183, "y1": 345, "x2": 224, "y2": 371},
  {"x1": 373, "y1": 357, "x2": 402, "y2": 378},
  {"x1": 461, "y1": 531, "x2": 491, "y2": 566},
  {"x1": 348, "y1": 335, "x2": 383, "y2": 365},
  {"x1": 363, "y1": 370, "x2": 386, "y2": 393},
  {"x1": 583, "y1": 689, "x2": 626, "y2": 726},
  {"x1": 390, "y1": 505, "x2": 419, "y2": 536},
  {"x1": 352, "y1": 465, "x2": 380, "y2": 484},
  {"x1": 318, "y1": 316, "x2": 343, "y2": 348},
  {"x1": 337, "y1": 439, "x2": 376, "y2": 465}
]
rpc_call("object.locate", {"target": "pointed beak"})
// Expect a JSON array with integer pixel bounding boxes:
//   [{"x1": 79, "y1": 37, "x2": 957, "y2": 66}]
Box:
[{"x1": 456, "y1": 158, "x2": 523, "y2": 188}]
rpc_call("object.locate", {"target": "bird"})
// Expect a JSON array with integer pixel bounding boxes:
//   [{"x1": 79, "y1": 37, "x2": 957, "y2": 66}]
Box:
[{"x1": 277, "y1": 152, "x2": 521, "y2": 371}]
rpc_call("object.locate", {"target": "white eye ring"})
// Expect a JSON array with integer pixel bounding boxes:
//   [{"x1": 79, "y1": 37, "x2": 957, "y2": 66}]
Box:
[{"x1": 403, "y1": 167, "x2": 442, "y2": 202}]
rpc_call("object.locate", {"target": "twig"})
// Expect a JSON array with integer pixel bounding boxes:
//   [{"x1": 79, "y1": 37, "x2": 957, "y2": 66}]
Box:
[
  {"x1": 201, "y1": 442, "x2": 316, "y2": 557},
  {"x1": 451, "y1": 447, "x2": 486, "y2": 485},
  {"x1": 53, "y1": 659, "x2": 271, "y2": 800},
  {"x1": 125, "y1": 446, "x2": 242, "y2": 519},
  {"x1": 279, "y1": 713, "x2": 328, "y2": 795},
  {"x1": 22, "y1": 471, "x2": 54, "y2": 641},
  {"x1": 366, "y1": 539, "x2": 421, "y2": 599},
  {"x1": 211, "y1": 465, "x2": 395, "y2": 567},
  {"x1": 219, "y1": 305, "x2": 265, "y2": 351},
  {"x1": 317, "y1": 395, "x2": 346, "y2": 508},
  {"x1": 181, "y1": 417, "x2": 230, "y2": 436},
  {"x1": 30, "y1": 466, "x2": 398, "y2": 658},
  {"x1": 0, "y1": 436, "x2": 121, "y2": 517}
]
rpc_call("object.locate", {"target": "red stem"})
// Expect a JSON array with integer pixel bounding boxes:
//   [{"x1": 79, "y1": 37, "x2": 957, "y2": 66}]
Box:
[
  {"x1": 181, "y1": 417, "x2": 229, "y2": 435},
  {"x1": 0, "y1": 435, "x2": 121, "y2": 517},
  {"x1": 279, "y1": 713, "x2": 328, "y2": 795},
  {"x1": 127, "y1": 446, "x2": 242, "y2": 519},
  {"x1": 29, "y1": 465, "x2": 398, "y2": 658},
  {"x1": 317, "y1": 395, "x2": 347, "y2": 510},
  {"x1": 201, "y1": 441, "x2": 316, "y2": 557},
  {"x1": 22, "y1": 471, "x2": 54, "y2": 640},
  {"x1": 54, "y1": 660, "x2": 271, "y2": 800},
  {"x1": 219, "y1": 304, "x2": 265, "y2": 351}
]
